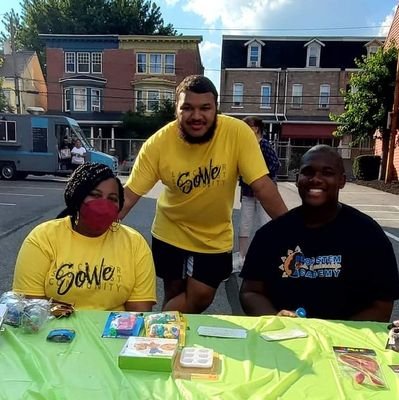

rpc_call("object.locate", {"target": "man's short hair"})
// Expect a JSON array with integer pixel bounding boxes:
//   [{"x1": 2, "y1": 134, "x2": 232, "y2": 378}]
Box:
[
  {"x1": 176, "y1": 75, "x2": 218, "y2": 105},
  {"x1": 301, "y1": 145, "x2": 345, "y2": 173}
]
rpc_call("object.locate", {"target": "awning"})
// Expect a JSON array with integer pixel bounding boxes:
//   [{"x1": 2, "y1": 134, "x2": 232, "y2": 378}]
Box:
[{"x1": 281, "y1": 123, "x2": 337, "y2": 139}]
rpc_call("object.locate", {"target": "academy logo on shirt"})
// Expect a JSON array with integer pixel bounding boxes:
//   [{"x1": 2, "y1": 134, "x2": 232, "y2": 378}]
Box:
[
  {"x1": 279, "y1": 246, "x2": 342, "y2": 279},
  {"x1": 173, "y1": 158, "x2": 226, "y2": 194}
]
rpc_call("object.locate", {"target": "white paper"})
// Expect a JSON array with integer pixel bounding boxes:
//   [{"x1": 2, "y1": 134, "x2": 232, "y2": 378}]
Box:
[
  {"x1": 197, "y1": 326, "x2": 247, "y2": 339},
  {"x1": 261, "y1": 328, "x2": 308, "y2": 341}
]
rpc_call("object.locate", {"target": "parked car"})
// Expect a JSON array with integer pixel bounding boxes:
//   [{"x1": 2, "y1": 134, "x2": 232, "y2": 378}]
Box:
[{"x1": 119, "y1": 156, "x2": 136, "y2": 174}]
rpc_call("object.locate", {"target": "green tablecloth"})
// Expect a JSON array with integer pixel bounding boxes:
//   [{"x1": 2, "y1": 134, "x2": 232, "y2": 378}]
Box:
[{"x1": 0, "y1": 311, "x2": 398, "y2": 399}]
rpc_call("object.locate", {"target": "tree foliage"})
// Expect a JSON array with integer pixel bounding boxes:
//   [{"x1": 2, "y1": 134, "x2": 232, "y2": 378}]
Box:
[
  {"x1": 330, "y1": 45, "x2": 398, "y2": 143},
  {"x1": 122, "y1": 99, "x2": 175, "y2": 139}
]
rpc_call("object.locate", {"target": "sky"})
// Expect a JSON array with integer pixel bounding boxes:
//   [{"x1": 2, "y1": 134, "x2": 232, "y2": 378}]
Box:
[{"x1": 0, "y1": 0, "x2": 398, "y2": 91}]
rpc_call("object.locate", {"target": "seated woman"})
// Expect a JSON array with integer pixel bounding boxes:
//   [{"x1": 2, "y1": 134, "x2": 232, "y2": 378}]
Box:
[{"x1": 12, "y1": 162, "x2": 156, "y2": 311}]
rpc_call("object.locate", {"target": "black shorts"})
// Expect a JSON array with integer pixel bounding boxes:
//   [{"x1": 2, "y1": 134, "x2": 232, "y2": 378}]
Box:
[{"x1": 152, "y1": 236, "x2": 232, "y2": 289}]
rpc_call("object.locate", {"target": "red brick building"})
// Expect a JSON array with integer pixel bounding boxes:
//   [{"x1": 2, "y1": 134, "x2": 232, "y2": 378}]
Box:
[
  {"x1": 375, "y1": 6, "x2": 399, "y2": 181},
  {"x1": 41, "y1": 34, "x2": 203, "y2": 148}
]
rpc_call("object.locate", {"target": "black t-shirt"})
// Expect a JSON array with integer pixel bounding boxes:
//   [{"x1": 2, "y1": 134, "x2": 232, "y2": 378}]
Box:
[{"x1": 240, "y1": 204, "x2": 399, "y2": 320}]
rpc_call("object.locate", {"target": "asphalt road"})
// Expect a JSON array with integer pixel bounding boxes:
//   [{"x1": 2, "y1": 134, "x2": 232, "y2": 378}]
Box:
[{"x1": 1, "y1": 176, "x2": 399, "y2": 320}]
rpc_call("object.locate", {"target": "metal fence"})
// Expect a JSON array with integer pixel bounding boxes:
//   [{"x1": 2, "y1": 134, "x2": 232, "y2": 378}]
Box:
[{"x1": 92, "y1": 137, "x2": 374, "y2": 180}]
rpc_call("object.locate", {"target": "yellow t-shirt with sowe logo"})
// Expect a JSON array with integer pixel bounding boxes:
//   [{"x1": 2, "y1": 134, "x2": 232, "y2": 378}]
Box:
[
  {"x1": 126, "y1": 114, "x2": 269, "y2": 253},
  {"x1": 12, "y1": 217, "x2": 156, "y2": 310}
]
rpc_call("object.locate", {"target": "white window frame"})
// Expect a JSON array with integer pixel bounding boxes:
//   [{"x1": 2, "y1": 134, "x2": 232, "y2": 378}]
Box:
[
  {"x1": 65, "y1": 52, "x2": 76, "y2": 73},
  {"x1": 260, "y1": 84, "x2": 272, "y2": 109},
  {"x1": 64, "y1": 88, "x2": 72, "y2": 111},
  {"x1": 307, "y1": 44, "x2": 321, "y2": 68},
  {"x1": 149, "y1": 54, "x2": 162, "y2": 74},
  {"x1": 73, "y1": 87, "x2": 87, "y2": 111},
  {"x1": 164, "y1": 54, "x2": 175, "y2": 74},
  {"x1": 137, "y1": 53, "x2": 147, "y2": 74},
  {"x1": 232, "y1": 83, "x2": 243, "y2": 107},
  {"x1": 291, "y1": 84, "x2": 303, "y2": 108},
  {"x1": 0, "y1": 120, "x2": 16, "y2": 142},
  {"x1": 91, "y1": 52, "x2": 102, "y2": 74},
  {"x1": 247, "y1": 44, "x2": 261, "y2": 67},
  {"x1": 91, "y1": 88, "x2": 101, "y2": 111},
  {"x1": 367, "y1": 45, "x2": 379, "y2": 57},
  {"x1": 319, "y1": 84, "x2": 330, "y2": 109},
  {"x1": 77, "y1": 52, "x2": 90, "y2": 73}
]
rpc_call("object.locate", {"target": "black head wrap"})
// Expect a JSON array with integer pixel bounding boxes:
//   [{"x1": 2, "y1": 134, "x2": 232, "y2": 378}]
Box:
[{"x1": 57, "y1": 162, "x2": 124, "y2": 218}]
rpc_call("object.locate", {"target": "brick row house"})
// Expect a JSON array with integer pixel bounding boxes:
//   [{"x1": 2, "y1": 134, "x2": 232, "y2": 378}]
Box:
[
  {"x1": 219, "y1": 35, "x2": 383, "y2": 175},
  {"x1": 41, "y1": 34, "x2": 203, "y2": 157},
  {"x1": 376, "y1": 6, "x2": 399, "y2": 181}
]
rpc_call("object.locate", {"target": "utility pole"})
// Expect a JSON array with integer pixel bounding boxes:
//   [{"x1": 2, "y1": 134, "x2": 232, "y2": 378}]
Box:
[{"x1": 10, "y1": 13, "x2": 21, "y2": 114}]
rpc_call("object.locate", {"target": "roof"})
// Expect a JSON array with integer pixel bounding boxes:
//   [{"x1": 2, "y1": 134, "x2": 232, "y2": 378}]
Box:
[
  {"x1": 0, "y1": 51, "x2": 35, "y2": 77},
  {"x1": 221, "y1": 36, "x2": 385, "y2": 69}
]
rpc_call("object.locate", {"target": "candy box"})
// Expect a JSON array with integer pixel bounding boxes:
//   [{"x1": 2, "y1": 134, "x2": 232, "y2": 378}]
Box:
[
  {"x1": 118, "y1": 336, "x2": 178, "y2": 372},
  {"x1": 102, "y1": 312, "x2": 144, "y2": 338}
]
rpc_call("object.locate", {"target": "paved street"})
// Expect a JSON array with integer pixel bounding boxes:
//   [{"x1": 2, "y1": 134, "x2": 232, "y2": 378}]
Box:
[{"x1": 0, "y1": 176, "x2": 398, "y2": 319}]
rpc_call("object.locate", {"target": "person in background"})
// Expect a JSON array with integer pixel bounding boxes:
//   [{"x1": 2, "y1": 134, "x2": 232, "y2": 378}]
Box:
[
  {"x1": 232, "y1": 116, "x2": 281, "y2": 273},
  {"x1": 119, "y1": 75, "x2": 288, "y2": 314},
  {"x1": 240, "y1": 145, "x2": 399, "y2": 322},
  {"x1": 71, "y1": 139, "x2": 86, "y2": 170},
  {"x1": 13, "y1": 163, "x2": 156, "y2": 311}
]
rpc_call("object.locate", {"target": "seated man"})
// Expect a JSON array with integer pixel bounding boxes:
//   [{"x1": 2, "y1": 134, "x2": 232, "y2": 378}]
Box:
[{"x1": 239, "y1": 144, "x2": 399, "y2": 322}]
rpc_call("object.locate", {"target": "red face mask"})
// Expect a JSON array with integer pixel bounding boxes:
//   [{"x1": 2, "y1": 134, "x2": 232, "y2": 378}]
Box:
[{"x1": 79, "y1": 199, "x2": 119, "y2": 233}]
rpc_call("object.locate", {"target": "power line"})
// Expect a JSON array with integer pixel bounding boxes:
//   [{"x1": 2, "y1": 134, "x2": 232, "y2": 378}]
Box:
[{"x1": 175, "y1": 25, "x2": 390, "y2": 33}]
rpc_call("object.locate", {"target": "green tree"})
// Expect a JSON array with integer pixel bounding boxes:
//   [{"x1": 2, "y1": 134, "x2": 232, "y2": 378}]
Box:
[
  {"x1": 122, "y1": 99, "x2": 176, "y2": 139},
  {"x1": 330, "y1": 45, "x2": 398, "y2": 143}
]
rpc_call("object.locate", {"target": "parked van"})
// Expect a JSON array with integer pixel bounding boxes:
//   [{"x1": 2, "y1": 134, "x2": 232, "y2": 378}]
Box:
[{"x1": 0, "y1": 113, "x2": 118, "y2": 179}]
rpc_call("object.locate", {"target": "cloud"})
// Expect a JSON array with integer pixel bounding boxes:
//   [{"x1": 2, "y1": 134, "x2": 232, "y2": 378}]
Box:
[
  {"x1": 378, "y1": 5, "x2": 397, "y2": 36},
  {"x1": 164, "y1": 0, "x2": 180, "y2": 5},
  {"x1": 182, "y1": 0, "x2": 292, "y2": 29},
  {"x1": 199, "y1": 41, "x2": 220, "y2": 63}
]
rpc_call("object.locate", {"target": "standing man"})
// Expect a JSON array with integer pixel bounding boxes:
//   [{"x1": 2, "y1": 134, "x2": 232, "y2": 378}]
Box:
[{"x1": 120, "y1": 75, "x2": 288, "y2": 313}]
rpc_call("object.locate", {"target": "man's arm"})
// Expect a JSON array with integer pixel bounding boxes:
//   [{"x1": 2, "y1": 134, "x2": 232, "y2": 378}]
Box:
[
  {"x1": 240, "y1": 279, "x2": 279, "y2": 316},
  {"x1": 125, "y1": 300, "x2": 154, "y2": 312},
  {"x1": 250, "y1": 175, "x2": 288, "y2": 219},
  {"x1": 119, "y1": 186, "x2": 142, "y2": 219},
  {"x1": 350, "y1": 300, "x2": 393, "y2": 322}
]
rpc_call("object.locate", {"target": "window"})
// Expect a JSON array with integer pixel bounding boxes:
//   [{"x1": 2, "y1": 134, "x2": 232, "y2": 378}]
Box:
[
  {"x1": 260, "y1": 84, "x2": 272, "y2": 108},
  {"x1": 0, "y1": 121, "x2": 16, "y2": 142},
  {"x1": 64, "y1": 88, "x2": 72, "y2": 111},
  {"x1": 91, "y1": 53, "x2": 102, "y2": 74},
  {"x1": 233, "y1": 83, "x2": 243, "y2": 107},
  {"x1": 91, "y1": 89, "x2": 101, "y2": 111},
  {"x1": 367, "y1": 45, "x2": 380, "y2": 57},
  {"x1": 137, "y1": 53, "x2": 147, "y2": 73},
  {"x1": 148, "y1": 90, "x2": 160, "y2": 111},
  {"x1": 292, "y1": 84, "x2": 303, "y2": 108},
  {"x1": 248, "y1": 45, "x2": 260, "y2": 67},
  {"x1": 77, "y1": 52, "x2": 90, "y2": 73},
  {"x1": 164, "y1": 54, "x2": 175, "y2": 74},
  {"x1": 164, "y1": 90, "x2": 174, "y2": 102},
  {"x1": 149, "y1": 54, "x2": 162, "y2": 74},
  {"x1": 136, "y1": 90, "x2": 145, "y2": 112},
  {"x1": 319, "y1": 84, "x2": 330, "y2": 109},
  {"x1": 65, "y1": 52, "x2": 76, "y2": 73},
  {"x1": 74, "y1": 88, "x2": 87, "y2": 111},
  {"x1": 307, "y1": 44, "x2": 321, "y2": 67}
]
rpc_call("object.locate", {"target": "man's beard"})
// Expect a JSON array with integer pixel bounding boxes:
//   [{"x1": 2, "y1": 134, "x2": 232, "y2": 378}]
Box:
[{"x1": 179, "y1": 117, "x2": 217, "y2": 144}]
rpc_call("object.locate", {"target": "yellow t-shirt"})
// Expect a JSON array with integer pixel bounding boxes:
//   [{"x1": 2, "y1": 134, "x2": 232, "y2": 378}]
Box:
[
  {"x1": 126, "y1": 114, "x2": 268, "y2": 253},
  {"x1": 12, "y1": 217, "x2": 156, "y2": 310}
]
